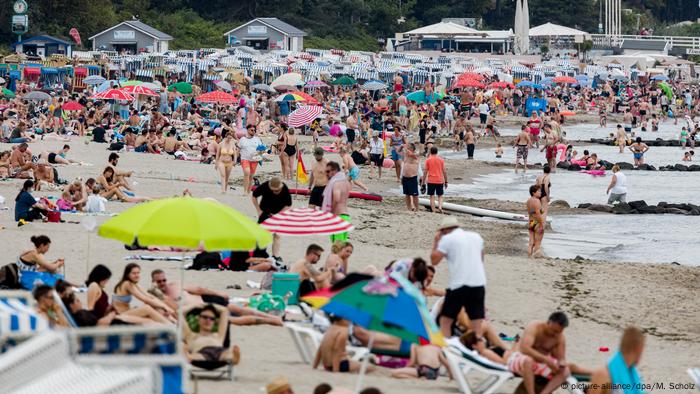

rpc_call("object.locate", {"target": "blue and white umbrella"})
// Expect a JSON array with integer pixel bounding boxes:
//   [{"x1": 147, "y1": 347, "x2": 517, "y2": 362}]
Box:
[
  {"x1": 96, "y1": 80, "x2": 121, "y2": 93},
  {"x1": 651, "y1": 75, "x2": 669, "y2": 81},
  {"x1": 0, "y1": 292, "x2": 48, "y2": 339},
  {"x1": 362, "y1": 80, "x2": 388, "y2": 91},
  {"x1": 83, "y1": 75, "x2": 106, "y2": 86},
  {"x1": 539, "y1": 77, "x2": 554, "y2": 85}
]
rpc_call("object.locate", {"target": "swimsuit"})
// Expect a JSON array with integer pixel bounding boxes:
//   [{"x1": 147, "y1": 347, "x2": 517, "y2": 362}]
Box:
[
  {"x1": 284, "y1": 141, "x2": 297, "y2": 157},
  {"x1": 348, "y1": 166, "x2": 360, "y2": 181},
  {"x1": 516, "y1": 145, "x2": 529, "y2": 160},
  {"x1": 528, "y1": 209, "x2": 544, "y2": 234},
  {"x1": 416, "y1": 364, "x2": 440, "y2": 380},
  {"x1": 324, "y1": 359, "x2": 350, "y2": 373},
  {"x1": 112, "y1": 293, "x2": 133, "y2": 304}
]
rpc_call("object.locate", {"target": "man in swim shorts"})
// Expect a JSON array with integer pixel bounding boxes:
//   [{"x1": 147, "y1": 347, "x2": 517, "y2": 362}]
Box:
[
  {"x1": 514, "y1": 125, "x2": 532, "y2": 174},
  {"x1": 313, "y1": 316, "x2": 373, "y2": 374},
  {"x1": 308, "y1": 148, "x2": 328, "y2": 209}
]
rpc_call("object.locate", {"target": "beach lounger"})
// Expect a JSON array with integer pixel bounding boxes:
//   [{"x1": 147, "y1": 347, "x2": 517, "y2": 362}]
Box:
[
  {"x1": 0, "y1": 290, "x2": 49, "y2": 353},
  {"x1": 185, "y1": 308, "x2": 235, "y2": 382},
  {"x1": 284, "y1": 322, "x2": 369, "y2": 365},
  {"x1": 688, "y1": 368, "x2": 700, "y2": 391}
]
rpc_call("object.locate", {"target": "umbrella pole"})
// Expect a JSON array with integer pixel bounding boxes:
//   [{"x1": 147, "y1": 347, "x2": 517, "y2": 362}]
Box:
[
  {"x1": 176, "y1": 255, "x2": 186, "y2": 357},
  {"x1": 354, "y1": 333, "x2": 374, "y2": 394}
]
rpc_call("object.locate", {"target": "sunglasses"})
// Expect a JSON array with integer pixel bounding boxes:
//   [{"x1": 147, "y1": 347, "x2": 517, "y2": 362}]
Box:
[
  {"x1": 155, "y1": 279, "x2": 167, "y2": 284},
  {"x1": 199, "y1": 315, "x2": 216, "y2": 321}
]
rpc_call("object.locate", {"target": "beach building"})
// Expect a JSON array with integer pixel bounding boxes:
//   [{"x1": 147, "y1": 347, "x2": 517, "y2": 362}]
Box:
[
  {"x1": 88, "y1": 19, "x2": 173, "y2": 54},
  {"x1": 224, "y1": 18, "x2": 307, "y2": 51},
  {"x1": 12, "y1": 35, "x2": 73, "y2": 58}
]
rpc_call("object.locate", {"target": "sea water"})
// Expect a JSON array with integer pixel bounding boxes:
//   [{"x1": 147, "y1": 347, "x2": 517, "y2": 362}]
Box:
[{"x1": 498, "y1": 121, "x2": 688, "y2": 141}]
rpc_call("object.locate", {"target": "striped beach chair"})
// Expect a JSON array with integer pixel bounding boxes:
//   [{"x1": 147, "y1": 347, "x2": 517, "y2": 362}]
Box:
[{"x1": 0, "y1": 290, "x2": 49, "y2": 353}]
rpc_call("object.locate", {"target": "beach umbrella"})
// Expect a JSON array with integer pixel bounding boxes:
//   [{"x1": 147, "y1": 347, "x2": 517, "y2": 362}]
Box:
[
  {"x1": 214, "y1": 80, "x2": 233, "y2": 91},
  {"x1": 454, "y1": 79, "x2": 485, "y2": 89},
  {"x1": 23, "y1": 91, "x2": 51, "y2": 101},
  {"x1": 288, "y1": 106, "x2": 324, "y2": 128},
  {"x1": 270, "y1": 72, "x2": 304, "y2": 90},
  {"x1": 539, "y1": 77, "x2": 554, "y2": 85},
  {"x1": 488, "y1": 81, "x2": 514, "y2": 89},
  {"x1": 251, "y1": 83, "x2": 275, "y2": 93},
  {"x1": 1, "y1": 88, "x2": 15, "y2": 98},
  {"x1": 96, "y1": 80, "x2": 120, "y2": 92},
  {"x1": 658, "y1": 82, "x2": 673, "y2": 100},
  {"x1": 260, "y1": 207, "x2": 353, "y2": 235},
  {"x1": 62, "y1": 101, "x2": 84, "y2": 111},
  {"x1": 303, "y1": 273, "x2": 444, "y2": 392},
  {"x1": 196, "y1": 90, "x2": 238, "y2": 104},
  {"x1": 92, "y1": 89, "x2": 134, "y2": 101},
  {"x1": 120, "y1": 85, "x2": 158, "y2": 97},
  {"x1": 405, "y1": 90, "x2": 443, "y2": 104},
  {"x1": 121, "y1": 80, "x2": 143, "y2": 87},
  {"x1": 516, "y1": 80, "x2": 534, "y2": 88},
  {"x1": 362, "y1": 80, "x2": 388, "y2": 91},
  {"x1": 457, "y1": 72, "x2": 484, "y2": 81},
  {"x1": 167, "y1": 82, "x2": 193, "y2": 94},
  {"x1": 331, "y1": 76, "x2": 357, "y2": 86},
  {"x1": 83, "y1": 75, "x2": 106, "y2": 86},
  {"x1": 560, "y1": 110, "x2": 576, "y2": 116},
  {"x1": 304, "y1": 80, "x2": 329, "y2": 89},
  {"x1": 142, "y1": 82, "x2": 161, "y2": 92},
  {"x1": 553, "y1": 76, "x2": 577, "y2": 84},
  {"x1": 651, "y1": 75, "x2": 669, "y2": 81},
  {"x1": 98, "y1": 196, "x2": 272, "y2": 251},
  {"x1": 275, "y1": 92, "x2": 308, "y2": 102}
]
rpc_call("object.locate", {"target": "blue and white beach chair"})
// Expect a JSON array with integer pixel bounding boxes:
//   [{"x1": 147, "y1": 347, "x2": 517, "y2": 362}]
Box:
[{"x1": 0, "y1": 290, "x2": 49, "y2": 353}]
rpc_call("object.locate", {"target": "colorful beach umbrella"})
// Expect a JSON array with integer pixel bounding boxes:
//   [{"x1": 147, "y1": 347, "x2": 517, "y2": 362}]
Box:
[
  {"x1": 288, "y1": 105, "x2": 323, "y2": 127},
  {"x1": 98, "y1": 197, "x2": 272, "y2": 251},
  {"x1": 658, "y1": 82, "x2": 673, "y2": 100},
  {"x1": 275, "y1": 92, "x2": 307, "y2": 102},
  {"x1": 168, "y1": 82, "x2": 193, "y2": 94},
  {"x1": 260, "y1": 208, "x2": 354, "y2": 236},
  {"x1": 196, "y1": 90, "x2": 238, "y2": 104},
  {"x1": 1, "y1": 88, "x2": 15, "y2": 98},
  {"x1": 92, "y1": 89, "x2": 134, "y2": 101},
  {"x1": 362, "y1": 80, "x2": 388, "y2": 91},
  {"x1": 120, "y1": 85, "x2": 158, "y2": 97},
  {"x1": 331, "y1": 76, "x2": 357, "y2": 86},
  {"x1": 62, "y1": 101, "x2": 84, "y2": 111},
  {"x1": 553, "y1": 76, "x2": 577, "y2": 84}
]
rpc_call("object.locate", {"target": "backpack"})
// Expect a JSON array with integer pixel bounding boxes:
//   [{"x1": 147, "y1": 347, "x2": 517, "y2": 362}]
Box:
[
  {"x1": 0, "y1": 263, "x2": 20, "y2": 289},
  {"x1": 189, "y1": 252, "x2": 224, "y2": 270}
]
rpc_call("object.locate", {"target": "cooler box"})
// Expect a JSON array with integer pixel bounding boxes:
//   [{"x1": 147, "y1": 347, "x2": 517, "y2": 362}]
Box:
[{"x1": 271, "y1": 273, "x2": 300, "y2": 305}]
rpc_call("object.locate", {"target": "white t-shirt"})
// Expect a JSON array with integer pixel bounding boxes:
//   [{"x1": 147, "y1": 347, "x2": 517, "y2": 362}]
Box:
[
  {"x1": 610, "y1": 171, "x2": 627, "y2": 194},
  {"x1": 444, "y1": 103, "x2": 455, "y2": 117},
  {"x1": 478, "y1": 103, "x2": 490, "y2": 115},
  {"x1": 437, "y1": 228, "x2": 486, "y2": 289},
  {"x1": 86, "y1": 195, "x2": 107, "y2": 213},
  {"x1": 369, "y1": 138, "x2": 384, "y2": 155},
  {"x1": 239, "y1": 136, "x2": 262, "y2": 161},
  {"x1": 339, "y1": 101, "x2": 349, "y2": 118}
]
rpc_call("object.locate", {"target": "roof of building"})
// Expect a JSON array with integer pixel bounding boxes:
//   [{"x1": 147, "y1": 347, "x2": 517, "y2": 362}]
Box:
[
  {"x1": 224, "y1": 17, "x2": 307, "y2": 37},
  {"x1": 528, "y1": 22, "x2": 588, "y2": 37},
  {"x1": 88, "y1": 20, "x2": 174, "y2": 41},
  {"x1": 403, "y1": 22, "x2": 484, "y2": 36},
  {"x1": 620, "y1": 39, "x2": 668, "y2": 51},
  {"x1": 13, "y1": 35, "x2": 73, "y2": 47}
]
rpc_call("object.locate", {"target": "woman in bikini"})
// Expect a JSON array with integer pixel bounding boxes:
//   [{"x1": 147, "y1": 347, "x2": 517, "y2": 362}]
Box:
[
  {"x1": 275, "y1": 124, "x2": 289, "y2": 179},
  {"x1": 216, "y1": 131, "x2": 237, "y2": 193},
  {"x1": 183, "y1": 303, "x2": 240, "y2": 363},
  {"x1": 535, "y1": 164, "x2": 552, "y2": 218},
  {"x1": 324, "y1": 241, "x2": 353, "y2": 284},
  {"x1": 98, "y1": 167, "x2": 149, "y2": 203},
  {"x1": 628, "y1": 137, "x2": 649, "y2": 167},
  {"x1": 282, "y1": 127, "x2": 299, "y2": 180},
  {"x1": 112, "y1": 263, "x2": 175, "y2": 324},
  {"x1": 527, "y1": 185, "x2": 545, "y2": 258}
]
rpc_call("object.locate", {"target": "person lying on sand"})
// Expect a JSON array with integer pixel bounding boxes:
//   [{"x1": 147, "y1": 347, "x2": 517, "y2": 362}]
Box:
[
  {"x1": 148, "y1": 269, "x2": 282, "y2": 326},
  {"x1": 390, "y1": 344, "x2": 452, "y2": 380},
  {"x1": 313, "y1": 316, "x2": 373, "y2": 374}
]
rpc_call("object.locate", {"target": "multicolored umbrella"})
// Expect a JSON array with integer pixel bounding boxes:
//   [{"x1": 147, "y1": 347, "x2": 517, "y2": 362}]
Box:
[
  {"x1": 168, "y1": 82, "x2": 193, "y2": 94},
  {"x1": 92, "y1": 89, "x2": 134, "y2": 101},
  {"x1": 553, "y1": 76, "x2": 577, "y2": 84},
  {"x1": 120, "y1": 85, "x2": 158, "y2": 97},
  {"x1": 331, "y1": 76, "x2": 357, "y2": 86},
  {"x1": 362, "y1": 80, "x2": 388, "y2": 91},
  {"x1": 288, "y1": 106, "x2": 323, "y2": 127},
  {"x1": 196, "y1": 91, "x2": 238, "y2": 104},
  {"x1": 62, "y1": 101, "x2": 84, "y2": 111},
  {"x1": 260, "y1": 208, "x2": 353, "y2": 236}
]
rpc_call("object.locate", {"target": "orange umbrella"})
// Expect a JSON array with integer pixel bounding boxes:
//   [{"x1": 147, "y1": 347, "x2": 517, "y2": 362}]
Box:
[
  {"x1": 553, "y1": 76, "x2": 577, "y2": 84},
  {"x1": 560, "y1": 110, "x2": 576, "y2": 116},
  {"x1": 457, "y1": 72, "x2": 485, "y2": 81}
]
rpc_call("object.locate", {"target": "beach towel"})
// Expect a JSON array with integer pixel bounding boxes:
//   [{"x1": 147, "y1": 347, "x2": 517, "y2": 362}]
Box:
[
  {"x1": 608, "y1": 351, "x2": 645, "y2": 394},
  {"x1": 321, "y1": 172, "x2": 346, "y2": 212}
]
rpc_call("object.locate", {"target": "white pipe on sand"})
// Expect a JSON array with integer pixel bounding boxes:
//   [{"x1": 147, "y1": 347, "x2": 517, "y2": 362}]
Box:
[{"x1": 418, "y1": 199, "x2": 528, "y2": 222}]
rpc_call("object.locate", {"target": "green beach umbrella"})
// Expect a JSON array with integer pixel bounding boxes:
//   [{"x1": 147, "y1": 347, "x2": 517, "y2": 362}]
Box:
[
  {"x1": 98, "y1": 196, "x2": 272, "y2": 251},
  {"x1": 121, "y1": 80, "x2": 143, "y2": 87},
  {"x1": 658, "y1": 82, "x2": 673, "y2": 100},
  {"x1": 331, "y1": 76, "x2": 357, "y2": 86},
  {"x1": 1, "y1": 88, "x2": 15, "y2": 98},
  {"x1": 168, "y1": 82, "x2": 193, "y2": 94}
]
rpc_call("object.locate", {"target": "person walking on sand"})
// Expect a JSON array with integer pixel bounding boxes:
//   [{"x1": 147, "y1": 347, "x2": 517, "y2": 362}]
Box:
[
  {"x1": 401, "y1": 143, "x2": 420, "y2": 211},
  {"x1": 322, "y1": 161, "x2": 351, "y2": 242},
  {"x1": 514, "y1": 125, "x2": 531, "y2": 174},
  {"x1": 430, "y1": 217, "x2": 486, "y2": 344},
  {"x1": 589, "y1": 327, "x2": 646, "y2": 394},
  {"x1": 421, "y1": 147, "x2": 447, "y2": 213},
  {"x1": 308, "y1": 147, "x2": 329, "y2": 209},
  {"x1": 527, "y1": 185, "x2": 545, "y2": 258},
  {"x1": 606, "y1": 165, "x2": 627, "y2": 205},
  {"x1": 540, "y1": 125, "x2": 559, "y2": 171}
]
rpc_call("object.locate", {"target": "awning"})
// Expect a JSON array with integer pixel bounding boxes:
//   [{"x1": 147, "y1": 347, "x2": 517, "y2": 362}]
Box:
[
  {"x1": 0, "y1": 291, "x2": 49, "y2": 338},
  {"x1": 74, "y1": 67, "x2": 87, "y2": 76},
  {"x1": 23, "y1": 67, "x2": 40, "y2": 75},
  {"x1": 242, "y1": 37, "x2": 269, "y2": 41},
  {"x1": 108, "y1": 41, "x2": 137, "y2": 45}
]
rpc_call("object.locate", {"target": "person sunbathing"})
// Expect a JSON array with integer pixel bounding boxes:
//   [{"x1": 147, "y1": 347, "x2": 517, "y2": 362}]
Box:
[
  {"x1": 183, "y1": 303, "x2": 240, "y2": 364},
  {"x1": 9, "y1": 143, "x2": 35, "y2": 178},
  {"x1": 390, "y1": 344, "x2": 452, "y2": 380},
  {"x1": 460, "y1": 330, "x2": 516, "y2": 365},
  {"x1": 289, "y1": 244, "x2": 334, "y2": 297},
  {"x1": 62, "y1": 291, "x2": 152, "y2": 327},
  {"x1": 40, "y1": 145, "x2": 78, "y2": 165},
  {"x1": 112, "y1": 263, "x2": 176, "y2": 324},
  {"x1": 313, "y1": 316, "x2": 372, "y2": 374},
  {"x1": 33, "y1": 284, "x2": 70, "y2": 328},
  {"x1": 98, "y1": 167, "x2": 149, "y2": 203},
  {"x1": 324, "y1": 241, "x2": 354, "y2": 284},
  {"x1": 0, "y1": 151, "x2": 11, "y2": 178},
  {"x1": 148, "y1": 269, "x2": 282, "y2": 327},
  {"x1": 18, "y1": 235, "x2": 64, "y2": 274}
]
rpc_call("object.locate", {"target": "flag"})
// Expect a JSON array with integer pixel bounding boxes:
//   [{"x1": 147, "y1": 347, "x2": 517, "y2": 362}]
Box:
[
  {"x1": 296, "y1": 151, "x2": 309, "y2": 184},
  {"x1": 69, "y1": 28, "x2": 82, "y2": 46}
]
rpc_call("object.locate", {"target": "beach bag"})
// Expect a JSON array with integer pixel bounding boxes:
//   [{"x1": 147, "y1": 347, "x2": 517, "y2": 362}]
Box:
[
  {"x1": 108, "y1": 142, "x2": 125, "y2": 151},
  {"x1": 248, "y1": 293, "x2": 285, "y2": 314},
  {"x1": 47, "y1": 210, "x2": 61, "y2": 223},
  {"x1": 19, "y1": 270, "x2": 65, "y2": 290},
  {"x1": 0, "y1": 263, "x2": 20, "y2": 289}
]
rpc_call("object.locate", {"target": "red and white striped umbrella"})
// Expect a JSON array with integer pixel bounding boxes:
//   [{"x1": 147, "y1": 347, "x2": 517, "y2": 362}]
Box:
[
  {"x1": 288, "y1": 106, "x2": 323, "y2": 128},
  {"x1": 260, "y1": 208, "x2": 354, "y2": 236},
  {"x1": 92, "y1": 89, "x2": 134, "y2": 101},
  {"x1": 120, "y1": 85, "x2": 159, "y2": 97}
]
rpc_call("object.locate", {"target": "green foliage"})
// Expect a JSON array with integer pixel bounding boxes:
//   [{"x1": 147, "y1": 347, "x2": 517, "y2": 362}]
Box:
[{"x1": 540, "y1": 44, "x2": 549, "y2": 54}]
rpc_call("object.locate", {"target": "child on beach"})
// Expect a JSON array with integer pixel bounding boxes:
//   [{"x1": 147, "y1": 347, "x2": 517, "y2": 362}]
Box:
[
  {"x1": 339, "y1": 147, "x2": 368, "y2": 191},
  {"x1": 495, "y1": 143, "x2": 503, "y2": 158},
  {"x1": 56, "y1": 191, "x2": 75, "y2": 211},
  {"x1": 86, "y1": 187, "x2": 107, "y2": 213},
  {"x1": 599, "y1": 108, "x2": 607, "y2": 127},
  {"x1": 651, "y1": 114, "x2": 659, "y2": 131},
  {"x1": 683, "y1": 151, "x2": 694, "y2": 161}
]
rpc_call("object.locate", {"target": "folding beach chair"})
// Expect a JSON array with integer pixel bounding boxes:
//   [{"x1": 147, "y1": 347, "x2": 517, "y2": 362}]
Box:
[
  {"x1": 284, "y1": 322, "x2": 369, "y2": 365},
  {"x1": 444, "y1": 337, "x2": 514, "y2": 394},
  {"x1": 185, "y1": 307, "x2": 235, "y2": 382},
  {"x1": 0, "y1": 290, "x2": 49, "y2": 353}
]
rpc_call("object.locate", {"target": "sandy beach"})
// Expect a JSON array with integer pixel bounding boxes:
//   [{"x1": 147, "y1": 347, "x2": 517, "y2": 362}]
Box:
[{"x1": 1, "y1": 134, "x2": 698, "y2": 394}]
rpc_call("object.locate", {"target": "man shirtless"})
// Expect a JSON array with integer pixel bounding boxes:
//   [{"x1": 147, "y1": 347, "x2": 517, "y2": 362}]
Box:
[
  {"x1": 340, "y1": 146, "x2": 368, "y2": 191},
  {"x1": 540, "y1": 124, "x2": 559, "y2": 171},
  {"x1": 313, "y1": 317, "x2": 372, "y2": 373},
  {"x1": 107, "y1": 153, "x2": 134, "y2": 190},
  {"x1": 615, "y1": 124, "x2": 627, "y2": 153},
  {"x1": 507, "y1": 312, "x2": 592, "y2": 394},
  {"x1": 464, "y1": 126, "x2": 476, "y2": 160},
  {"x1": 164, "y1": 130, "x2": 187, "y2": 154},
  {"x1": 308, "y1": 148, "x2": 329, "y2": 209},
  {"x1": 289, "y1": 244, "x2": 334, "y2": 295},
  {"x1": 622, "y1": 110, "x2": 634, "y2": 133},
  {"x1": 9, "y1": 143, "x2": 35, "y2": 177},
  {"x1": 323, "y1": 161, "x2": 351, "y2": 242},
  {"x1": 514, "y1": 125, "x2": 532, "y2": 173}
]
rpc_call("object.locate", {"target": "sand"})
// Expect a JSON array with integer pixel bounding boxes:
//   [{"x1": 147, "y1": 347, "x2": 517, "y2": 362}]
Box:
[{"x1": 0, "y1": 134, "x2": 698, "y2": 394}]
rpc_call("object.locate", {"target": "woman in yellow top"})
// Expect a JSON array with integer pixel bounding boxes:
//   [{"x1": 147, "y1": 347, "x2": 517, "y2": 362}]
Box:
[{"x1": 216, "y1": 131, "x2": 238, "y2": 194}]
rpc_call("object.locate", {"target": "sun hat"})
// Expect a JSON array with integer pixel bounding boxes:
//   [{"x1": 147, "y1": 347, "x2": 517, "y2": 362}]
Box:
[{"x1": 438, "y1": 216, "x2": 460, "y2": 231}]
